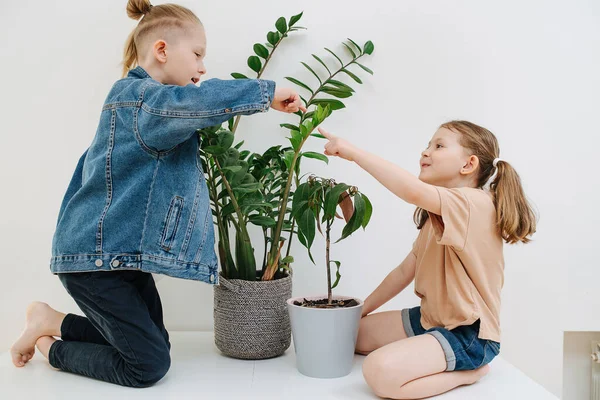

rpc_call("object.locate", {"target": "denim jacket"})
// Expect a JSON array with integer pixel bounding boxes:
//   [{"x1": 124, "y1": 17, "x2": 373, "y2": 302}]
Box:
[{"x1": 50, "y1": 66, "x2": 275, "y2": 284}]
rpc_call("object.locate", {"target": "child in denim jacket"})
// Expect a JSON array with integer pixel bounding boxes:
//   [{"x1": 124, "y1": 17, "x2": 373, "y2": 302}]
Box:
[{"x1": 11, "y1": 0, "x2": 304, "y2": 387}]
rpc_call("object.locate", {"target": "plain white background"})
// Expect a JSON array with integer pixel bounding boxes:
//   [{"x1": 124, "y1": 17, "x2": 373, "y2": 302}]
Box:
[{"x1": 0, "y1": 0, "x2": 598, "y2": 397}]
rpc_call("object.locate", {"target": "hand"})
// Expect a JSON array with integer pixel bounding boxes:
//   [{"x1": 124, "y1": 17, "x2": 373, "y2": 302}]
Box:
[
  {"x1": 271, "y1": 88, "x2": 307, "y2": 113},
  {"x1": 319, "y1": 127, "x2": 360, "y2": 162}
]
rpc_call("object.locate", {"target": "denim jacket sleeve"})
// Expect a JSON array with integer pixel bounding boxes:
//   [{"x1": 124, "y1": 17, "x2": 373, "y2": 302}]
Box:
[{"x1": 137, "y1": 78, "x2": 276, "y2": 151}]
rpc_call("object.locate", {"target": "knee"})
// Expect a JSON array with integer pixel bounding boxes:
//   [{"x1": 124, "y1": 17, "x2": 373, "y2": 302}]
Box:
[
  {"x1": 362, "y1": 352, "x2": 396, "y2": 398},
  {"x1": 127, "y1": 350, "x2": 171, "y2": 388}
]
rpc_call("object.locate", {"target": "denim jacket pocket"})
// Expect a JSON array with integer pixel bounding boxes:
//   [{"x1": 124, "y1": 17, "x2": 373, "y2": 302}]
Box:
[{"x1": 160, "y1": 196, "x2": 184, "y2": 252}]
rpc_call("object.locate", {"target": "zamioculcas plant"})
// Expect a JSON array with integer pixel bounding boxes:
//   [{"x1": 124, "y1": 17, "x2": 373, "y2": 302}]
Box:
[{"x1": 198, "y1": 11, "x2": 375, "y2": 282}]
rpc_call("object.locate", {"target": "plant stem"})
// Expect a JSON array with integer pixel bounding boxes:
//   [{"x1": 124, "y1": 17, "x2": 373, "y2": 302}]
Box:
[
  {"x1": 264, "y1": 50, "x2": 368, "y2": 280},
  {"x1": 231, "y1": 30, "x2": 291, "y2": 135},
  {"x1": 213, "y1": 158, "x2": 246, "y2": 237},
  {"x1": 206, "y1": 159, "x2": 231, "y2": 277},
  {"x1": 326, "y1": 218, "x2": 332, "y2": 305}
]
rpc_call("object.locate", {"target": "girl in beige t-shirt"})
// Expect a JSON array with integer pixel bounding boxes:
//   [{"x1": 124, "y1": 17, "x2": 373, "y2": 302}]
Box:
[{"x1": 319, "y1": 121, "x2": 536, "y2": 399}]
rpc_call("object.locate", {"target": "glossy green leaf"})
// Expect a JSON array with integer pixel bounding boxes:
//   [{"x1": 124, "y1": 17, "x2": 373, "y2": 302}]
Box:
[
  {"x1": 248, "y1": 56, "x2": 261, "y2": 73},
  {"x1": 309, "y1": 99, "x2": 345, "y2": 111},
  {"x1": 341, "y1": 69, "x2": 362, "y2": 84},
  {"x1": 302, "y1": 151, "x2": 329, "y2": 164},
  {"x1": 324, "y1": 184, "x2": 349, "y2": 219},
  {"x1": 285, "y1": 77, "x2": 313, "y2": 94},
  {"x1": 253, "y1": 43, "x2": 269, "y2": 59},
  {"x1": 355, "y1": 62, "x2": 373, "y2": 75},
  {"x1": 249, "y1": 215, "x2": 277, "y2": 227},
  {"x1": 267, "y1": 31, "x2": 280, "y2": 46},
  {"x1": 301, "y1": 62, "x2": 322, "y2": 84},
  {"x1": 330, "y1": 260, "x2": 342, "y2": 289},
  {"x1": 275, "y1": 17, "x2": 287, "y2": 34},
  {"x1": 312, "y1": 54, "x2": 331, "y2": 74},
  {"x1": 338, "y1": 193, "x2": 366, "y2": 242},
  {"x1": 289, "y1": 11, "x2": 303, "y2": 26},
  {"x1": 231, "y1": 72, "x2": 249, "y2": 79}
]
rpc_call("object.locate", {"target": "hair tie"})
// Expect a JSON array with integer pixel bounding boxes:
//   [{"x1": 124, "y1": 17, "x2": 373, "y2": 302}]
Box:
[{"x1": 483, "y1": 158, "x2": 505, "y2": 191}]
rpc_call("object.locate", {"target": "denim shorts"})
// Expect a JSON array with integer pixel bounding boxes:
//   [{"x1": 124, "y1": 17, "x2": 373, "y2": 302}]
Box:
[{"x1": 402, "y1": 306, "x2": 500, "y2": 371}]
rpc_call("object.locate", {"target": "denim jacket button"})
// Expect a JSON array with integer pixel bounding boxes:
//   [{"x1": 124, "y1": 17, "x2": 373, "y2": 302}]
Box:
[
  {"x1": 225, "y1": 108, "x2": 231, "y2": 113},
  {"x1": 111, "y1": 260, "x2": 120, "y2": 268},
  {"x1": 209, "y1": 274, "x2": 215, "y2": 283},
  {"x1": 95, "y1": 259, "x2": 103, "y2": 267}
]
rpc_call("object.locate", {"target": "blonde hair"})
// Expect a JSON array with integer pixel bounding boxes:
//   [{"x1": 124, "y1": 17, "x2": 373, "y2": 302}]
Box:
[
  {"x1": 414, "y1": 120, "x2": 537, "y2": 244},
  {"x1": 122, "y1": 0, "x2": 202, "y2": 77}
]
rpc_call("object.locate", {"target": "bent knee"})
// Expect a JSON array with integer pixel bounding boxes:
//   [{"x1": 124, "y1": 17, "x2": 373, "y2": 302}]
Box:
[
  {"x1": 128, "y1": 351, "x2": 171, "y2": 388},
  {"x1": 362, "y1": 353, "x2": 396, "y2": 397}
]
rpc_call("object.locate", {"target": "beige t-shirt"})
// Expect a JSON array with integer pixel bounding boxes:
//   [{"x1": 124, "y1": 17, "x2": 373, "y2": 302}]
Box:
[{"x1": 411, "y1": 187, "x2": 504, "y2": 342}]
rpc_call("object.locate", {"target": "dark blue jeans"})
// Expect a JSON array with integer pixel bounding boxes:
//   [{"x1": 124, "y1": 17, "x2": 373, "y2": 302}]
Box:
[{"x1": 49, "y1": 271, "x2": 171, "y2": 387}]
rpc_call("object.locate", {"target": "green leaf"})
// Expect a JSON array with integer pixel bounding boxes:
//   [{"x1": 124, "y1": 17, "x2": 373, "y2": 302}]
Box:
[
  {"x1": 309, "y1": 99, "x2": 346, "y2": 111},
  {"x1": 364, "y1": 40, "x2": 375, "y2": 55},
  {"x1": 347, "y1": 38, "x2": 362, "y2": 54},
  {"x1": 218, "y1": 131, "x2": 235, "y2": 150},
  {"x1": 321, "y1": 87, "x2": 353, "y2": 98},
  {"x1": 283, "y1": 150, "x2": 295, "y2": 171},
  {"x1": 325, "y1": 48, "x2": 343, "y2": 67},
  {"x1": 267, "y1": 31, "x2": 280, "y2": 46},
  {"x1": 249, "y1": 215, "x2": 277, "y2": 227},
  {"x1": 233, "y1": 182, "x2": 262, "y2": 194},
  {"x1": 289, "y1": 130, "x2": 302, "y2": 151},
  {"x1": 324, "y1": 184, "x2": 350, "y2": 219},
  {"x1": 285, "y1": 77, "x2": 313, "y2": 94},
  {"x1": 361, "y1": 193, "x2": 373, "y2": 228},
  {"x1": 231, "y1": 72, "x2": 249, "y2": 79},
  {"x1": 312, "y1": 54, "x2": 331, "y2": 74},
  {"x1": 311, "y1": 133, "x2": 326, "y2": 139},
  {"x1": 326, "y1": 79, "x2": 355, "y2": 92},
  {"x1": 301, "y1": 62, "x2": 322, "y2": 84},
  {"x1": 235, "y1": 230, "x2": 256, "y2": 281},
  {"x1": 342, "y1": 42, "x2": 357, "y2": 58},
  {"x1": 221, "y1": 165, "x2": 242, "y2": 173},
  {"x1": 302, "y1": 151, "x2": 329, "y2": 164},
  {"x1": 338, "y1": 193, "x2": 366, "y2": 242},
  {"x1": 253, "y1": 43, "x2": 269, "y2": 59},
  {"x1": 275, "y1": 17, "x2": 287, "y2": 34},
  {"x1": 355, "y1": 62, "x2": 373, "y2": 75},
  {"x1": 280, "y1": 255, "x2": 294, "y2": 264},
  {"x1": 280, "y1": 123, "x2": 300, "y2": 131},
  {"x1": 341, "y1": 69, "x2": 363, "y2": 84},
  {"x1": 289, "y1": 11, "x2": 303, "y2": 27},
  {"x1": 248, "y1": 56, "x2": 261, "y2": 73},
  {"x1": 297, "y1": 208, "x2": 316, "y2": 249},
  {"x1": 330, "y1": 260, "x2": 342, "y2": 289}
]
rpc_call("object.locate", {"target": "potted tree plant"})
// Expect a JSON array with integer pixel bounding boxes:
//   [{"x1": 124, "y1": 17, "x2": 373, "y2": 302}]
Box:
[
  {"x1": 200, "y1": 11, "x2": 375, "y2": 360},
  {"x1": 286, "y1": 175, "x2": 371, "y2": 378}
]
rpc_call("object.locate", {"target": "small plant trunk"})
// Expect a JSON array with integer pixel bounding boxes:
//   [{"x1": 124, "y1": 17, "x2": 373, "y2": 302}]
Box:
[{"x1": 326, "y1": 220, "x2": 332, "y2": 305}]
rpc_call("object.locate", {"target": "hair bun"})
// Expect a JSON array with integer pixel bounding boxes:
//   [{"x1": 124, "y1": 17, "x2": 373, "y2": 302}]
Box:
[{"x1": 126, "y1": 0, "x2": 153, "y2": 21}]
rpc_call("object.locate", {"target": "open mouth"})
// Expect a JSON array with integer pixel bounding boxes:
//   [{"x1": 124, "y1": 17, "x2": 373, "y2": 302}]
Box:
[{"x1": 191, "y1": 77, "x2": 199, "y2": 84}]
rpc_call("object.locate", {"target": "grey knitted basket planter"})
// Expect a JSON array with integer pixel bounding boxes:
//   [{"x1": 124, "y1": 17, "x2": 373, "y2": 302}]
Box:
[{"x1": 213, "y1": 271, "x2": 292, "y2": 360}]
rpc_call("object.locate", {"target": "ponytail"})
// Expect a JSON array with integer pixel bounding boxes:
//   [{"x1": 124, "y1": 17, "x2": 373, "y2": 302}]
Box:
[{"x1": 490, "y1": 161, "x2": 537, "y2": 244}]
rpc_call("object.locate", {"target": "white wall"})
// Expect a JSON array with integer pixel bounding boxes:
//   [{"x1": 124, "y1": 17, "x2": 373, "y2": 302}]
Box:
[{"x1": 1, "y1": 0, "x2": 598, "y2": 397}]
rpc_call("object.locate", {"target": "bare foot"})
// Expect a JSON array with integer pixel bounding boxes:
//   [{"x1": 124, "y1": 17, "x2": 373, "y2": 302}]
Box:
[
  {"x1": 10, "y1": 302, "x2": 64, "y2": 367},
  {"x1": 36, "y1": 336, "x2": 57, "y2": 360}
]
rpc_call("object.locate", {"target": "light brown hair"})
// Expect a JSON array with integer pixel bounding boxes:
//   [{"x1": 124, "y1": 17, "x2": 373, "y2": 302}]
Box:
[
  {"x1": 414, "y1": 120, "x2": 537, "y2": 244},
  {"x1": 122, "y1": 0, "x2": 202, "y2": 77}
]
